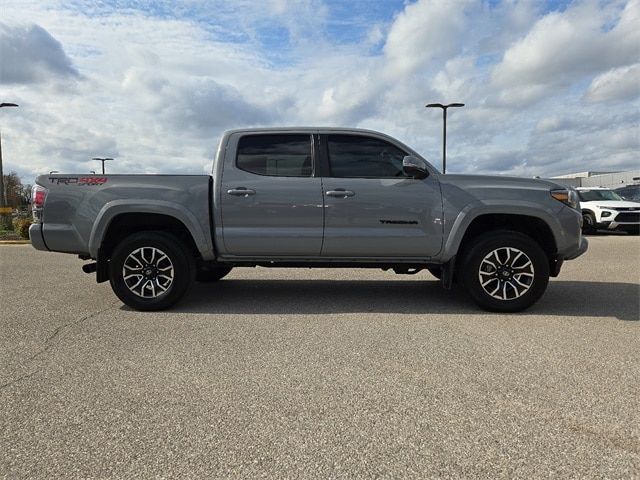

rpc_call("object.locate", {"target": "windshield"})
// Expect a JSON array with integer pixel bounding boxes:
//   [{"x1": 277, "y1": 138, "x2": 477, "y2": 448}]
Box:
[
  {"x1": 617, "y1": 187, "x2": 640, "y2": 201},
  {"x1": 577, "y1": 189, "x2": 624, "y2": 202}
]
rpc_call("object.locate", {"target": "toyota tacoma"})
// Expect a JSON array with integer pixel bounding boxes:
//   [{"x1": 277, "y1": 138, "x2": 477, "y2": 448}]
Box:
[{"x1": 30, "y1": 127, "x2": 588, "y2": 312}]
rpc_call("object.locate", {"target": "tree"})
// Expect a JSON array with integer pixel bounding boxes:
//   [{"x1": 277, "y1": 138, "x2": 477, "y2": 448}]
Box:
[{"x1": 2, "y1": 172, "x2": 31, "y2": 210}]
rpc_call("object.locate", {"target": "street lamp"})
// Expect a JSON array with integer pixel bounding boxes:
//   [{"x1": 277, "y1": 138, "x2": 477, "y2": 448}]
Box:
[
  {"x1": 425, "y1": 102, "x2": 464, "y2": 174},
  {"x1": 92, "y1": 157, "x2": 114, "y2": 174},
  {"x1": 0, "y1": 102, "x2": 19, "y2": 229}
]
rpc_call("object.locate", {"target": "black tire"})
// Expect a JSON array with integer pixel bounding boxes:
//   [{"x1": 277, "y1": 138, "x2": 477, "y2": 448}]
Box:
[
  {"x1": 196, "y1": 265, "x2": 233, "y2": 282},
  {"x1": 459, "y1": 230, "x2": 549, "y2": 313},
  {"x1": 109, "y1": 231, "x2": 196, "y2": 311},
  {"x1": 582, "y1": 212, "x2": 596, "y2": 234},
  {"x1": 427, "y1": 267, "x2": 442, "y2": 279}
]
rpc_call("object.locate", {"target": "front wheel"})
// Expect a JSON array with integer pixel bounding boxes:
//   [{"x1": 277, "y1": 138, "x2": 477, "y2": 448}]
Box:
[
  {"x1": 459, "y1": 231, "x2": 550, "y2": 312},
  {"x1": 582, "y1": 212, "x2": 596, "y2": 234},
  {"x1": 109, "y1": 231, "x2": 196, "y2": 311}
]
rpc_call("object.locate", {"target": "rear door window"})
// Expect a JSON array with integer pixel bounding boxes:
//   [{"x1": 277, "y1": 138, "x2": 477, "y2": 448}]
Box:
[{"x1": 237, "y1": 134, "x2": 312, "y2": 177}]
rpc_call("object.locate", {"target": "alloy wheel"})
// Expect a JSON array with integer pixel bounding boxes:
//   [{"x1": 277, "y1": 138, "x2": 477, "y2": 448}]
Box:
[
  {"x1": 478, "y1": 247, "x2": 535, "y2": 301},
  {"x1": 122, "y1": 246, "x2": 174, "y2": 298}
]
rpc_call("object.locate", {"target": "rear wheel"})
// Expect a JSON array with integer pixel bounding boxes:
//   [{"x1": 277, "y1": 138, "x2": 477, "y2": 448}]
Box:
[
  {"x1": 109, "y1": 231, "x2": 196, "y2": 311},
  {"x1": 460, "y1": 230, "x2": 549, "y2": 312}
]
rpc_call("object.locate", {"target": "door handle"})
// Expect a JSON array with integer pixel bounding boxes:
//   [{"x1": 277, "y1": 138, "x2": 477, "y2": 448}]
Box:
[
  {"x1": 227, "y1": 187, "x2": 256, "y2": 197},
  {"x1": 326, "y1": 189, "x2": 355, "y2": 198}
]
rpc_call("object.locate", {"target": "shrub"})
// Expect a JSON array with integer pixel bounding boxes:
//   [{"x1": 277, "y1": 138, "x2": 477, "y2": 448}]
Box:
[{"x1": 12, "y1": 217, "x2": 33, "y2": 239}]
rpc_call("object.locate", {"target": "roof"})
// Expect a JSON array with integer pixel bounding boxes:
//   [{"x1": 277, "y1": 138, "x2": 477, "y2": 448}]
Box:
[{"x1": 222, "y1": 126, "x2": 389, "y2": 135}]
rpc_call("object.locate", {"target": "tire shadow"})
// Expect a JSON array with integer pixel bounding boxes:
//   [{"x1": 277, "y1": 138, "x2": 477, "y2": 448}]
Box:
[{"x1": 154, "y1": 279, "x2": 640, "y2": 321}]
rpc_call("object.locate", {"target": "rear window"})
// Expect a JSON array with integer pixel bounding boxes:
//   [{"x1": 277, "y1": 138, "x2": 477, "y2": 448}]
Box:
[{"x1": 236, "y1": 134, "x2": 312, "y2": 177}]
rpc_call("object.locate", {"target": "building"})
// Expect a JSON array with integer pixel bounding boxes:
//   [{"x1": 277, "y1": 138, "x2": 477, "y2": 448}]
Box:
[{"x1": 549, "y1": 170, "x2": 640, "y2": 189}]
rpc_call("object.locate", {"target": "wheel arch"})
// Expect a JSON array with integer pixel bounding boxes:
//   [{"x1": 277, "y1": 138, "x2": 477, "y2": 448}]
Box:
[
  {"x1": 89, "y1": 201, "x2": 214, "y2": 261},
  {"x1": 448, "y1": 212, "x2": 558, "y2": 269}
]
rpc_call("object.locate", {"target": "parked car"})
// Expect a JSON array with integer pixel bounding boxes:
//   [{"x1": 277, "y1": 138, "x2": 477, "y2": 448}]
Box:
[
  {"x1": 30, "y1": 127, "x2": 587, "y2": 312},
  {"x1": 577, "y1": 187, "x2": 640, "y2": 234},
  {"x1": 615, "y1": 184, "x2": 640, "y2": 202}
]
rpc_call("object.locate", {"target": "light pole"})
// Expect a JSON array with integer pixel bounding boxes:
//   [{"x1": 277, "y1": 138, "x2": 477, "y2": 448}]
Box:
[
  {"x1": 0, "y1": 102, "x2": 19, "y2": 229},
  {"x1": 425, "y1": 102, "x2": 464, "y2": 174},
  {"x1": 92, "y1": 157, "x2": 114, "y2": 174}
]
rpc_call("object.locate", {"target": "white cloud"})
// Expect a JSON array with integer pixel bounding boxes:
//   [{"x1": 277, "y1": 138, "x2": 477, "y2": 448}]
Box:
[
  {"x1": 491, "y1": 0, "x2": 639, "y2": 103},
  {"x1": 0, "y1": 23, "x2": 80, "y2": 84},
  {"x1": 584, "y1": 63, "x2": 640, "y2": 103},
  {"x1": 383, "y1": 0, "x2": 473, "y2": 75},
  {"x1": 432, "y1": 56, "x2": 477, "y2": 100}
]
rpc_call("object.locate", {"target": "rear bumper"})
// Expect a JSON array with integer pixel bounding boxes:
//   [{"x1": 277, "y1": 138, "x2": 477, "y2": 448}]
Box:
[
  {"x1": 29, "y1": 223, "x2": 48, "y2": 251},
  {"x1": 563, "y1": 237, "x2": 588, "y2": 260}
]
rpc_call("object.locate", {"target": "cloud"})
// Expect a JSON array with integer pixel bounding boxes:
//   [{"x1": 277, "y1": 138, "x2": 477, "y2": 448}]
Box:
[
  {"x1": 159, "y1": 79, "x2": 277, "y2": 135},
  {"x1": 584, "y1": 63, "x2": 640, "y2": 103},
  {"x1": 383, "y1": 0, "x2": 472, "y2": 75},
  {"x1": 491, "y1": 0, "x2": 640, "y2": 105},
  {"x1": 0, "y1": 23, "x2": 80, "y2": 84}
]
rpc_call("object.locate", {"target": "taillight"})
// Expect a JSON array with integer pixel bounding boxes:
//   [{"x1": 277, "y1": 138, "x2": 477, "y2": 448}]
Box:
[{"x1": 32, "y1": 185, "x2": 48, "y2": 221}]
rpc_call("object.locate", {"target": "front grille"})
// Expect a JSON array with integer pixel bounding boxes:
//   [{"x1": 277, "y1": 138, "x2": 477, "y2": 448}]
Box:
[
  {"x1": 615, "y1": 212, "x2": 640, "y2": 223},
  {"x1": 614, "y1": 207, "x2": 640, "y2": 212}
]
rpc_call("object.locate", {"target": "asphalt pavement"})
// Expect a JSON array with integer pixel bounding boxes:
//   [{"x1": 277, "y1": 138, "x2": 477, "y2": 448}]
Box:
[{"x1": 1, "y1": 234, "x2": 639, "y2": 478}]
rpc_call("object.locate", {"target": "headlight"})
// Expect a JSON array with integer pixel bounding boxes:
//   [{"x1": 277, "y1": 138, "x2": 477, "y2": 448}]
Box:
[
  {"x1": 601, "y1": 211, "x2": 612, "y2": 218},
  {"x1": 551, "y1": 189, "x2": 579, "y2": 209}
]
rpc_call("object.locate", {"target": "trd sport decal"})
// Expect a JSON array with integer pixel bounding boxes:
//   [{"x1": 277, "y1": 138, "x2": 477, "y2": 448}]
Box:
[{"x1": 48, "y1": 177, "x2": 108, "y2": 185}]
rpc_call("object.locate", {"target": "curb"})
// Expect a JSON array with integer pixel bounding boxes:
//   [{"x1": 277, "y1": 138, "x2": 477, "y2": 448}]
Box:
[{"x1": 0, "y1": 240, "x2": 30, "y2": 245}]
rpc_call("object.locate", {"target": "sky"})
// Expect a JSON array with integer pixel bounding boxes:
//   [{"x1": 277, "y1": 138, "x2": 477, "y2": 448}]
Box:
[{"x1": 0, "y1": 0, "x2": 638, "y2": 182}]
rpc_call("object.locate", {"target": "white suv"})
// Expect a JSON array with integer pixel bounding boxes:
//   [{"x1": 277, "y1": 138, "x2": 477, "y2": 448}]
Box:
[{"x1": 577, "y1": 187, "x2": 640, "y2": 234}]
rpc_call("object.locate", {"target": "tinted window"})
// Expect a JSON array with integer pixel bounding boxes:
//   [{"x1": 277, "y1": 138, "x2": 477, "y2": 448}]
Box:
[
  {"x1": 327, "y1": 135, "x2": 408, "y2": 178},
  {"x1": 237, "y1": 134, "x2": 312, "y2": 177}
]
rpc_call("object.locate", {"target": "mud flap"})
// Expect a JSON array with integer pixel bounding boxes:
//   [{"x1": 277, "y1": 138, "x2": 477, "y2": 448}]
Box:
[{"x1": 440, "y1": 256, "x2": 455, "y2": 290}]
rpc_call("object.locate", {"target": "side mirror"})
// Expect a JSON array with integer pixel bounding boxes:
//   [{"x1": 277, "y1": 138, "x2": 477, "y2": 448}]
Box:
[{"x1": 402, "y1": 156, "x2": 429, "y2": 179}]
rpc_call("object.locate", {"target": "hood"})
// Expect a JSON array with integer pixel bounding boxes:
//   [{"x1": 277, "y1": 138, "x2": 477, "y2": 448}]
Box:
[
  {"x1": 582, "y1": 200, "x2": 640, "y2": 209},
  {"x1": 440, "y1": 174, "x2": 565, "y2": 191}
]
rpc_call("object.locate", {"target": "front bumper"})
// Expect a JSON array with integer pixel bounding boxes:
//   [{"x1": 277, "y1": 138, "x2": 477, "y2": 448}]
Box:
[
  {"x1": 601, "y1": 221, "x2": 640, "y2": 230},
  {"x1": 29, "y1": 223, "x2": 48, "y2": 251},
  {"x1": 563, "y1": 237, "x2": 588, "y2": 260},
  {"x1": 597, "y1": 210, "x2": 640, "y2": 229}
]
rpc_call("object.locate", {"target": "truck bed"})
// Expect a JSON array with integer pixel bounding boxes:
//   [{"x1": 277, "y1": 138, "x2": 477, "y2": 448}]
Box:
[{"x1": 31, "y1": 174, "x2": 212, "y2": 258}]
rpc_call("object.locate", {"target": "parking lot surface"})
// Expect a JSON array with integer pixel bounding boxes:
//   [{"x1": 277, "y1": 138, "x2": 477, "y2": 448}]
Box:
[{"x1": 1, "y1": 235, "x2": 639, "y2": 478}]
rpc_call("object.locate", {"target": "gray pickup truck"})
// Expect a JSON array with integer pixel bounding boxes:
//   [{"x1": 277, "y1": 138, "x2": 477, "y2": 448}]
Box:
[{"x1": 30, "y1": 127, "x2": 587, "y2": 312}]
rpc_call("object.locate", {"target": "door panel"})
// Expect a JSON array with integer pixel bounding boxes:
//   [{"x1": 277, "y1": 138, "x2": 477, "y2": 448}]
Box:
[
  {"x1": 321, "y1": 177, "x2": 443, "y2": 257},
  {"x1": 220, "y1": 133, "x2": 324, "y2": 256},
  {"x1": 320, "y1": 134, "x2": 443, "y2": 258}
]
